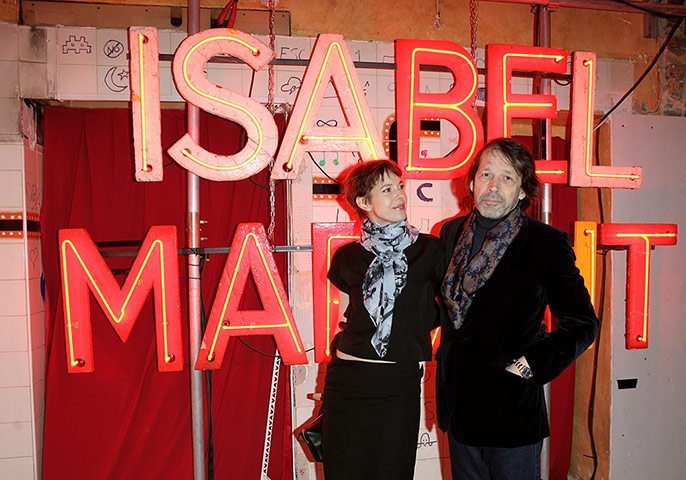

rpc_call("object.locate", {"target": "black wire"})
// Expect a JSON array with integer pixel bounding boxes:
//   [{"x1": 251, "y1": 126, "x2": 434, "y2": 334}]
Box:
[
  {"x1": 609, "y1": 0, "x2": 685, "y2": 20},
  {"x1": 237, "y1": 336, "x2": 282, "y2": 358},
  {"x1": 237, "y1": 336, "x2": 315, "y2": 357},
  {"x1": 594, "y1": 127, "x2": 605, "y2": 225},
  {"x1": 248, "y1": 175, "x2": 284, "y2": 189},
  {"x1": 308, "y1": 151, "x2": 342, "y2": 183},
  {"x1": 594, "y1": 16, "x2": 685, "y2": 132},
  {"x1": 587, "y1": 250, "x2": 607, "y2": 480}
]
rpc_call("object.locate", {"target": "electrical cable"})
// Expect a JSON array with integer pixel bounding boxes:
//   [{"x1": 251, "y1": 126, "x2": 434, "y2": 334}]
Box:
[
  {"x1": 594, "y1": 16, "x2": 685, "y2": 132},
  {"x1": 214, "y1": 0, "x2": 239, "y2": 29},
  {"x1": 609, "y1": 0, "x2": 685, "y2": 20},
  {"x1": 586, "y1": 121, "x2": 608, "y2": 480},
  {"x1": 586, "y1": 249, "x2": 607, "y2": 480},
  {"x1": 308, "y1": 151, "x2": 341, "y2": 183}
]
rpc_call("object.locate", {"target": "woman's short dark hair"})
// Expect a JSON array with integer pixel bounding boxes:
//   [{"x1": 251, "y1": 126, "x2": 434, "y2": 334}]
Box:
[
  {"x1": 343, "y1": 160, "x2": 403, "y2": 218},
  {"x1": 467, "y1": 138, "x2": 540, "y2": 209}
]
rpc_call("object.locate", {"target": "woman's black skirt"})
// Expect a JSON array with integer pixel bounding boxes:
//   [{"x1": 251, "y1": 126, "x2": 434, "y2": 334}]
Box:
[{"x1": 322, "y1": 354, "x2": 423, "y2": 480}]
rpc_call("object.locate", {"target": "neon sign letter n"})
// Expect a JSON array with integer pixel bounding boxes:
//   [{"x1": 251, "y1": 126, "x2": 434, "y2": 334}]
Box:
[{"x1": 59, "y1": 226, "x2": 183, "y2": 373}]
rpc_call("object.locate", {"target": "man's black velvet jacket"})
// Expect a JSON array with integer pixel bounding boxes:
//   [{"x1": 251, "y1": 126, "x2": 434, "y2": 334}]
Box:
[{"x1": 436, "y1": 213, "x2": 599, "y2": 447}]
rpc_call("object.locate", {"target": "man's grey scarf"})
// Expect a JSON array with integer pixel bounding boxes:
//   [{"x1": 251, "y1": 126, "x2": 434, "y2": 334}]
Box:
[
  {"x1": 360, "y1": 219, "x2": 418, "y2": 357},
  {"x1": 442, "y1": 207, "x2": 524, "y2": 329}
]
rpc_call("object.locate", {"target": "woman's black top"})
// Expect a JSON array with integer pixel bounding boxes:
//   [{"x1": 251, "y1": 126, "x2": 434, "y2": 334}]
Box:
[{"x1": 327, "y1": 233, "x2": 443, "y2": 363}]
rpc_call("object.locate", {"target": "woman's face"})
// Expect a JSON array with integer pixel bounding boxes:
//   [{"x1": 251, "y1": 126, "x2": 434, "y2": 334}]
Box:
[{"x1": 356, "y1": 173, "x2": 407, "y2": 226}]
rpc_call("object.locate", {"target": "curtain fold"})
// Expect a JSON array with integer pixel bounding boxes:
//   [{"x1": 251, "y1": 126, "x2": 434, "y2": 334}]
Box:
[{"x1": 41, "y1": 107, "x2": 292, "y2": 480}]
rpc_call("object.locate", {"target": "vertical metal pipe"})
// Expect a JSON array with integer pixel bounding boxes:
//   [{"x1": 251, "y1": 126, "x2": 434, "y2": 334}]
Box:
[
  {"x1": 186, "y1": 1, "x2": 206, "y2": 479},
  {"x1": 537, "y1": 6, "x2": 553, "y2": 480},
  {"x1": 538, "y1": 5, "x2": 553, "y2": 226}
]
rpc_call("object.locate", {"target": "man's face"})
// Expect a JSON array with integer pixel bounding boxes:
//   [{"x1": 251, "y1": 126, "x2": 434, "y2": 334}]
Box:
[{"x1": 470, "y1": 148, "x2": 526, "y2": 219}]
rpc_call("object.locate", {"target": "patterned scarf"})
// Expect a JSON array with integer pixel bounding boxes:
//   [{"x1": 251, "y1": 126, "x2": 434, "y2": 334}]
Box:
[
  {"x1": 441, "y1": 207, "x2": 525, "y2": 329},
  {"x1": 360, "y1": 219, "x2": 419, "y2": 357}
]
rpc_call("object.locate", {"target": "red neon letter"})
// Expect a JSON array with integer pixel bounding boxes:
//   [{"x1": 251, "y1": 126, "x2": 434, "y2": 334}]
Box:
[
  {"x1": 271, "y1": 34, "x2": 384, "y2": 180},
  {"x1": 569, "y1": 52, "x2": 642, "y2": 189},
  {"x1": 59, "y1": 226, "x2": 183, "y2": 373},
  {"x1": 169, "y1": 29, "x2": 278, "y2": 181},
  {"x1": 312, "y1": 222, "x2": 359, "y2": 363},
  {"x1": 394, "y1": 39, "x2": 483, "y2": 179},
  {"x1": 574, "y1": 221, "x2": 598, "y2": 308},
  {"x1": 129, "y1": 26, "x2": 163, "y2": 182},
  {"x1": 196, "y1": 223, "x2": 306, "y2": 368},
  {"x1": 486, "y1": 44, "x2": 567, "y2": 141},
  {"x1": 599, "y1": 223, "x2": 677, "y2": 349}
]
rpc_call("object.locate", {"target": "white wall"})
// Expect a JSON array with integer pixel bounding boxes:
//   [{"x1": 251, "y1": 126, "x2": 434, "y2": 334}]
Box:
[{"x1": 609, "y1": 113, "x2": 686, "y2": 480}]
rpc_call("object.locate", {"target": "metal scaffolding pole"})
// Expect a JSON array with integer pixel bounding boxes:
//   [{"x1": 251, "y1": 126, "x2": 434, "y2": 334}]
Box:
[
  {"x1": 536, "y1": 5, "x2": 553, "y2": 480},
  {"x1": 186, "y1": 1, "x2": 206, "y2": 479}
]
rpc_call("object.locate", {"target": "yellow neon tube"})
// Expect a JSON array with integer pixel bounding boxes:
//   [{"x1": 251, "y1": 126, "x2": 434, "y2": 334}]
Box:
[
  {"x1": 408, "y1": 48, "x2": 478, "y2": 172},
  {"x1": 61, "y1": 238, "x2": 172, "y2": 366},
  {"x1": 208, "y1": 232, "x2": 303, "y2": 361},
  {"x1": 325, "y1": 235, "x2": 359, "y2": 356},
  {"x1": 182, "y1": 36, "x2": 263, "y2": 171},
  {"x1": 581, "y1": 60, "x2": 640, "y2": 180},
  {"x1": 285, "y1": 41, "x2": 379, "y2": 171},
  {"x1": 501, "y1": 53, "x2": 563, "y2": 137}
]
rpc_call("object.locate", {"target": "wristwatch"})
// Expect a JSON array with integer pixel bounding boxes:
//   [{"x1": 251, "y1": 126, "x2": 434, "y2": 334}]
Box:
[{"x1": 512, "y1": 358, "x2": 533, "y2": 380}]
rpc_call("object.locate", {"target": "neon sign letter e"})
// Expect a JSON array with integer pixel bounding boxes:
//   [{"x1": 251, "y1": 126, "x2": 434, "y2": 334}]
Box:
[{"x1": 486, "y1": 44, "x2": 566, "y2": 141}]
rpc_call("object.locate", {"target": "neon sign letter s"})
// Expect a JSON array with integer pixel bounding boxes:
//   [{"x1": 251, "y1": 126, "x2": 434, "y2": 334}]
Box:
[{"x1": 169, "y1": 29, "x2": 279, "y2": 181}]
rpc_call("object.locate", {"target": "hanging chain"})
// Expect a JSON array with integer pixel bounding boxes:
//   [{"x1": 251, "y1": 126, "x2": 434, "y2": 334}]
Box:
[
  {"x1": 267, "y1": 0, "x2": 277, "y2": 243},
  {"x1": 469, "y1": 0, "x2": 479, "y2": 61}
]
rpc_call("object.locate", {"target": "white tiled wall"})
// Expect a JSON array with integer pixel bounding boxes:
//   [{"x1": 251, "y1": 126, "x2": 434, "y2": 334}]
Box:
[{"x1": 0, "y1": 23, "x2": 45, "y2": 479}]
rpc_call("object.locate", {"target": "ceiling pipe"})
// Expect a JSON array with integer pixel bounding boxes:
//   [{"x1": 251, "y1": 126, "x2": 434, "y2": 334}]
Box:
[{"x1": 485, "y1": 0, "x2": 686, "y2": 16}]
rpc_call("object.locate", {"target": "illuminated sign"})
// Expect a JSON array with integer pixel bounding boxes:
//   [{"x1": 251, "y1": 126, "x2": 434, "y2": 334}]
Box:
[
  {"x1": 394, "y1": 39, "x2": 482, "y2": 179},
  {"x1": 271, "y1": 34, "x2": 384, "y2": 179},
  {"x1": 487, "y1": 44, "x2": 569, "y2": 185},
  {"x1": 486, "y1": 44, "x2": 566, "y2": 141},
  {"x1": 59, "y1": 226, "x2": 183, "y2": 373},
  {"x1": 169, "y1": 28, "x2": 279, "y2": 181},
  {"x1": 569, "y1": 52, "x2": 642, "y2": 189},
  {"x1": 129, "y1": 26, "x2": 162, "y2": 181},
  {"x1": 574, "y1": 221, "x2": 598, "y2": 308},
  {"x1": 195, "y1": 223, "x2": 307, "y2": 367},
  {"x1": 311, "y1": 222, "x2": 359, "y2": 363},
  {"x1": 56, "y1": 32, "x2": 673, "y2": 372},
  {"x1": 129, "y1": 29, "x2": 644, "y2": 188},
  {"x1": 599, "y1": 223, "x2": 677, "y2": 349}
]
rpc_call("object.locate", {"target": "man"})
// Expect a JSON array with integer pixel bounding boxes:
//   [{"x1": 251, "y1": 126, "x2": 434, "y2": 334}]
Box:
[{"x1": 437, "y1": 138, "x2": 599, "y2": 479}]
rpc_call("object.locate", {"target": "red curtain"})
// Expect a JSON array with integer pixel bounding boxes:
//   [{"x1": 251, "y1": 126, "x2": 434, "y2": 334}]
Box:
[{"x1": 41, "y1": 107, "x2": 292, "y2": 480}]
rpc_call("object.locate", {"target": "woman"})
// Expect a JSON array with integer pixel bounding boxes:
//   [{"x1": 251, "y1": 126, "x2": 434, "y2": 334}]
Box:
[{"x1": 321, "y1": 159, "x2": 443, "y2": 479}]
